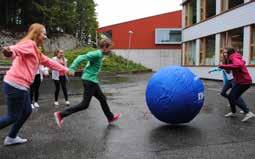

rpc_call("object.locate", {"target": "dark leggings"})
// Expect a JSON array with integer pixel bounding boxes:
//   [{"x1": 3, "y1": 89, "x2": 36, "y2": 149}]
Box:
[
  {"x1": 60, "y1": 80, "x2": 114, "y2": 121},
  {"x1": 228, "y1": 84, "x2": 250, "y2": 114},
  {"x1": 54, "y1": 76, "x2": 68, "y2": 101},
  {"x1": 221, "y1": 79, "x2": 247, "y2": 110},
  {"x1": 30, "y1": 74, "x2": 41, "y2": 102},
  {"x1": 0, "y1": 82, "x2": 32, "y2": 138}
]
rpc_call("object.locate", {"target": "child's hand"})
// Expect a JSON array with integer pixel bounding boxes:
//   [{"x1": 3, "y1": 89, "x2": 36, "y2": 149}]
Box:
[
  {"x1": 67, "y1": 71, "x2": 75, "y2": 76},
  {"x1": 1, "y1": 47, "x2": 12, "y2": 58}
]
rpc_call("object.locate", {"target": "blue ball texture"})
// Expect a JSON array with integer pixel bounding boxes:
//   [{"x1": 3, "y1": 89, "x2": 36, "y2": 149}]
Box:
[{"x1": 146, "y1": 66, "x2": 204, "y2": 124}]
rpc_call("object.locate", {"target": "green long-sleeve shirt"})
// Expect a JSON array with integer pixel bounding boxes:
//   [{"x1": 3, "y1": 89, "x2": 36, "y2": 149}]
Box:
[{"x1": 69, "y1": 50, "x2": 103, "y2": 83}]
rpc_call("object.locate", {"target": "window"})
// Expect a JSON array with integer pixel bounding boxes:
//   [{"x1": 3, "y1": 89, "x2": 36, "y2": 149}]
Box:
[
  {"x1": 228, "y1": 28, "x2": 244, "y2": 54},
  {"x1": 185, "y1": 0, "x2": 197, "y2": 27},
  {"x1": 200, "y1": 0, "x2": 216, "y2": 21},
  {"x1": 200, "y1": 35, "x2": 215, "y2": 65},
  {"x1": 229, "y1": 0, "x2": 244, "y2": 9},
  {"x1": 220, "y1": 32, "x2": 227, "y2": 64},
  {"x1": 220, "y1": 28, "x2": 244, "y2": 63},
  {"x1": 155, "y1": 29, "x2": 182, "y2": 44},
  {"x1": 221, "y1": 0, "x2": 229, "y2": 12},
  {"x1": 184, "y1": 41, "x2": 196, "y2": 65},
  {"x1": 221, "y1": 0, "x2": 244, "y2": 12},
  {"x1": 250, "y1": 25, "x2": 255, "y2": 64}
]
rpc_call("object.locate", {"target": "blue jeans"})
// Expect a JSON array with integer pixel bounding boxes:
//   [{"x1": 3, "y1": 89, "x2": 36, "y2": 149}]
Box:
[
  {"x1": 0, "y1": 82, "x2": 32, "y2": 138},
  {"x1": 221, "y1": 80, "x2": 248, "y2": 112},
  {"x1": 228, "y1": 84, "x2": 250, "y2": 113}
]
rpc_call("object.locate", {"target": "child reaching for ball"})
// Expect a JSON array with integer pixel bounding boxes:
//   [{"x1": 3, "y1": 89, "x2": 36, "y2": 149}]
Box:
[{"x1": 219, "y1": 48, "x2": 255, "y2": 122}]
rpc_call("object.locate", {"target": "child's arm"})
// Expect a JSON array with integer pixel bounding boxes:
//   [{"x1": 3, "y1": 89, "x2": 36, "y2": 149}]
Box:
[
  {"x1": 69, "y1": 54, "x2": 88, "y2": 73},
  {"x1": 208, "y1": 67, "x2": 222, "y2": 74},
  {"x1": 69, "y1": 52, "x2": 98, "y2": 73},
  {"x1": 8, "y1": 40, "x2": 37, "y2": 58},
  {"x1": 1, "y1": 47, "x2": 13, "y2": 58},
  {"x1": 40, "y1": 54, "x2": 68, "y2": 74},
  {"x1": 39, "y1": 65, "x2": 49, "y2": 76},
  {"x1": 219, "y1": 58, "x2": 243, "y2": 70}
]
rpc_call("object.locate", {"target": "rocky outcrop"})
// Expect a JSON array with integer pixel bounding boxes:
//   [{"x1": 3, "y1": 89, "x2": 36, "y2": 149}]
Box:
[
  {"x1": 43, "y1": 34, "x2": 80, "y2": 52},
  {"x1": 0, "y1": 30, "x2": 80, "y2": 52}
]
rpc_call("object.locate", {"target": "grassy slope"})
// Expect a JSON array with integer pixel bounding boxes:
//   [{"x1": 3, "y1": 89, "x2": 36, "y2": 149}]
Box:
[
  {"x1": 64, "y1": 47, "x2": 150, "y2": 73},
  {"x1": 0, "y1": 47, "x2": 151, "y2": 73}
]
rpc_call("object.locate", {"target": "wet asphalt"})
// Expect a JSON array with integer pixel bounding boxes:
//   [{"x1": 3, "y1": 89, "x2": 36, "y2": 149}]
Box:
[{"x1": 0, "y1": 73, "x2": 255, "y2": 159}]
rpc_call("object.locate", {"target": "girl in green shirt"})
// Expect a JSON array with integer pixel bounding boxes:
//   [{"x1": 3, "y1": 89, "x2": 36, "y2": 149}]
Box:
[{"x1": 54, "y1": 39, "x2": 121, "y2": 128}]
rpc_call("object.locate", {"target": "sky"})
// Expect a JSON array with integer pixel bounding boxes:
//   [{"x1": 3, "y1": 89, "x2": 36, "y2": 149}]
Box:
[{"x1": 94, "y1": 0, "x2": 183, "y2": 28}]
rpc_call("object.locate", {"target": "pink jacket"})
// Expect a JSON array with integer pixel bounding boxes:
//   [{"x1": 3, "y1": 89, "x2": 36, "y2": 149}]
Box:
[
  {"x1": 219, "y1": 52, "x2": 252, "y2": 84},
  {"x1": 4, "y1": 40, "x2": 68, "y2": 88}
]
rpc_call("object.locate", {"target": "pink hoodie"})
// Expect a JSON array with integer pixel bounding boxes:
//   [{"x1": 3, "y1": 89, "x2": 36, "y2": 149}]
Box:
[
  {"x1": 219, "y1": 52, "x2": 252, "y2": 84},
  {"x1": 4, "y1": 40, "x2": 68, "y2": 88}
]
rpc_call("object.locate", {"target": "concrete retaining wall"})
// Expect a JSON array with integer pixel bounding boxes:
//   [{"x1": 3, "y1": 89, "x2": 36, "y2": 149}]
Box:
[{"x1": 113, "y1": 49, "x2": 182, "y2": 71}]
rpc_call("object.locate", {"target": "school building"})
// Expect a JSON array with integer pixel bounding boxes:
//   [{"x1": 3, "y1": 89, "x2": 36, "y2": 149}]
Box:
[
  {"x1": 182, "y1": 0, "x2": 255, "y2": 81},
  {"x1": 97, "y1": 10, "x2": 182, "y2": 71}
]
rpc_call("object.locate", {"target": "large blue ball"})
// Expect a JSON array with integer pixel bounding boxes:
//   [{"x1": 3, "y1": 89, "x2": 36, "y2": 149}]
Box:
[{"x1": 146, "y1": 66, "x2": 204, "y2": 124}]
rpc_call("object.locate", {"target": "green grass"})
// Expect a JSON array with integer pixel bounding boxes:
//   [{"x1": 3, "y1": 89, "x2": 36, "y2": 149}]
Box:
[
  {"x1": 0, "y1": 47, "x2": 151, "y2": 73},
  {"x1": 0, "y1": 60, "x2": 11, "y2": 66},
  {"x1": 64, "y1": 47, "x2": 150, "y2": 73}
]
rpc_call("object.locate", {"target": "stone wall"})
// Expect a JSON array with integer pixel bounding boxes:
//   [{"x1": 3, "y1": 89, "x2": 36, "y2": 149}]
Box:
[{"x1": 43, "y1": 34, "x2": 80, "y2": 52}]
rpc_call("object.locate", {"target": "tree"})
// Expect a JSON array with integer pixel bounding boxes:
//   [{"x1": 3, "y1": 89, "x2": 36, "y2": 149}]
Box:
[
  {"x1": 75, "y1": 0, "x2": 98, "y2": 45},
  {"x1": 0, "y1": 0, "x2": 99, "y2": 45}
]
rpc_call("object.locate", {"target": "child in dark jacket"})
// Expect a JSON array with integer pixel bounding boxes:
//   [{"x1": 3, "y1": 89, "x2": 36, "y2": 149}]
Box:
[{"x1": 219, "y1": 48, "x2": 255, "y2": 122}]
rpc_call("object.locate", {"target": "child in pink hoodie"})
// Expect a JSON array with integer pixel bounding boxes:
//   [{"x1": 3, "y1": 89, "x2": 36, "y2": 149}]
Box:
[
  {"x1": 0, "y1": 23, "x2": 69, "y2": 146},
  {"x1": 219, "y1": 48, "x2": 255, "y2": 122}
]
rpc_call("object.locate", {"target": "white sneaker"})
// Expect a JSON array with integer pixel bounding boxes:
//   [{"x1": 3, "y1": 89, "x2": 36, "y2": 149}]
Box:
[
  {"x1": 54, "y1": 101, "x2": 59, "y2": 106},
  {"x1": 4, "y1": 136, "x2": 28, "y2": 146},
  {"x1": 31, "y1": 104, "x2": 35, "y2": 109},
  {"x1": 240, "y1": 110, "x2": 244, "y2": 114},
  {"x1": 65, "y1": 101, "x2": 70, "y2": 106},
  {"x1": 242, "y1": 112, "x2": 255, "y2": 122},
  {"x1": 34, "y1": 102, "x2": 40, "y2": 108},
  {"x1": 225, "y1": 112, "x2": 236, "y2": 117}
]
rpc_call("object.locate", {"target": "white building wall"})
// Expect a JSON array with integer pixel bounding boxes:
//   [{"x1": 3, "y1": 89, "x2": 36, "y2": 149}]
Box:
[
  {"x1": 113, "y1": 49, "x2": 181, "y2": 71},
  {"x1": 183, "y1": 2, "x2": 255, "y2": 42},
  {"x1": 243, "y1": 26, "x2": 251, "y2": 63},
  {"x1": 215, "y1": 34, "x2": 221, "y2": 65},
  {"x1": 182, "y1": 1, "x2": 255, "y2": 83},
  {"x1": 187, "y1": 67, "x2": 255, "y2": 83}
]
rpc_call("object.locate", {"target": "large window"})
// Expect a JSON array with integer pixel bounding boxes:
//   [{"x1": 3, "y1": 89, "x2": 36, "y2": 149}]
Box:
[
  {"x1": 228, "y1": 28, "x2": 244, "y2": 54},
  {"x1": 200, "y1": 0, "x2": 216, "y2": 21},
  {"x1": 185, "y1": 0, "x2": 197, "y2": 27},
  {"x1": 155, "y1": 29, "x2": 182, "y2": 44},
  {"x1": 250, "y1": 25, "x2": 255, "y2": 64},
  {"x1": 184, "y1": 41, "x2": 196, "y2": 65},
  {"x1": 220, "y1": 27, "x2": 244, "y2": 63},
  {"x1": 222, "y1": 0, "x2": 244, "y2": 12},
  {"x1": 200, "y1": 35, "x2": 215, "y2": 65}
]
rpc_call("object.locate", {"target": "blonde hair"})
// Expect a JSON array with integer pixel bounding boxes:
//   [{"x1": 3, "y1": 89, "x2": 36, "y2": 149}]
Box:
[
  {"x1": 99, "y1": 39, "x2": 112, "y2": 49},
  {"x1": 20, "y1": 23, "x2": 46, "y2": 62},
  {"x1": 20, "y1": 23, "x2": 45, "y2": 46}
]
